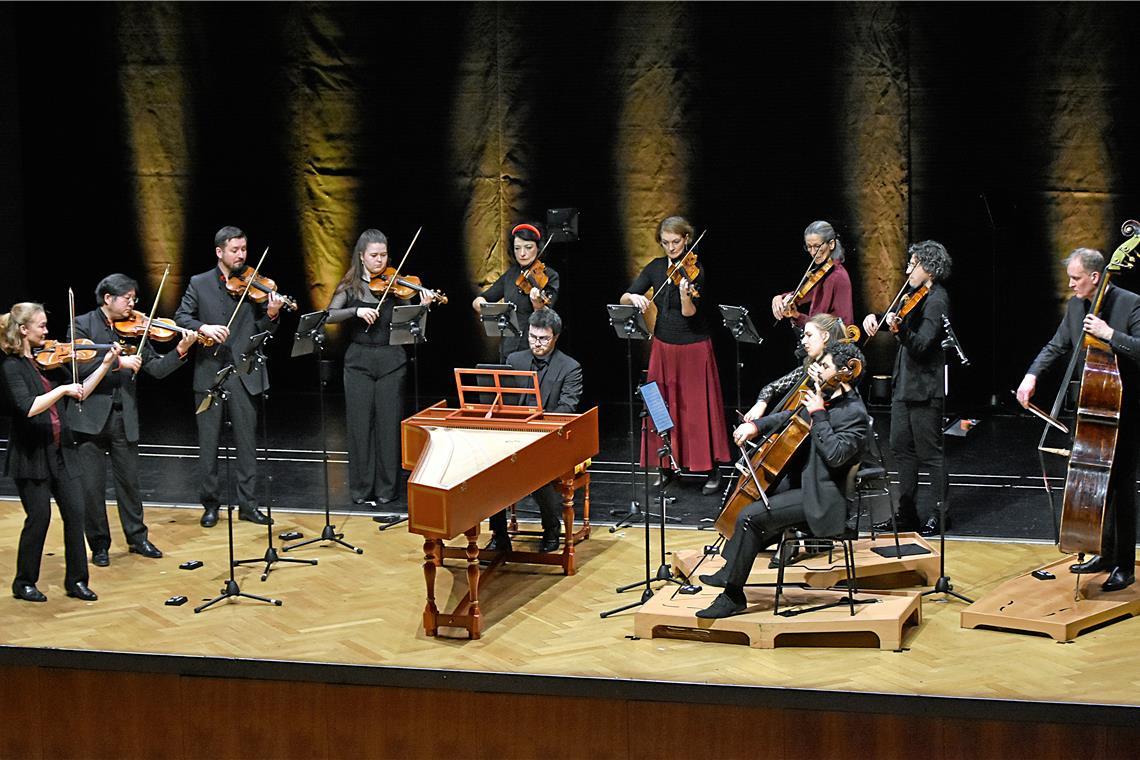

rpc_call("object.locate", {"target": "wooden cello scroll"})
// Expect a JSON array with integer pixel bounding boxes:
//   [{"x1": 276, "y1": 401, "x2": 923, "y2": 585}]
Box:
[{"x1": 1058, "y1": 221, "x2": 1140, "y2": 555}]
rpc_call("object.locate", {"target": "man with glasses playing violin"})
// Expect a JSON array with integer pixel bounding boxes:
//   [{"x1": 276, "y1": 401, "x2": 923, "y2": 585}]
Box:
[
  {"x1": 862, "y1": 240, "x2": 953, "y2": 537},
  {"x1": 66, "y1": 274, "x2": 197, "y2": 566},
  {"x1": 486, "y1": 308, "x2": 583, "y2": 553},
  {"x1": 175, "y1": 226, "x2": 285, "y2": 528}
]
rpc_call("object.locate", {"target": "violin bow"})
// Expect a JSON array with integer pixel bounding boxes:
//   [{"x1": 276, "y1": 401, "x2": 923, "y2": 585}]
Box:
[
  {"x1": 366, "y1": 226, "x2": 422, "y2": 332},
  {"x1": 224, "y1": 246, "x2": 270, "y2": 333},
  {"x1": 68, "y1": 287, "x2": 81, "y2": 412},
  {"x1": 652, "y1": 229, "x2": 707, "y2": 304},
  {"x1": 132, "y1": 264, "x2": 170, "y2": 382}
]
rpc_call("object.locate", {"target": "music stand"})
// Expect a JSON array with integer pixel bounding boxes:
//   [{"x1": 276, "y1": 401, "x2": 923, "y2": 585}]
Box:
[
  {"x1": 480, "y1": 303, "x2": 520, "y2": 363},
  {"x1": 284, "y1": 311, "x2": 364, "y2": 556},
  {"x1": 195, "y1": 365, "x2": 282, "y2": 612},
  {"x1": 546, "y1": 207, "x2": 579, "y2": 243},
  {"x1": 719, "y1": 304, "x2": 762, "y2": 418},
  {"x1": 605, "y1": 304, "x2": 663, "y2": 531}
]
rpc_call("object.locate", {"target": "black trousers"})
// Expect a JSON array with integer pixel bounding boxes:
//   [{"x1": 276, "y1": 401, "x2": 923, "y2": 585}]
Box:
[
  {"x1": 489, "y1": 482, "x2": 563, "y2": 535},
  {"x1": 194, "y1": 380, "x2": 259, "y2": 509},
  {"x1": 76, "y1": 408, "x2": 148, "y2": 552},
  {"x1": 1103, "y1": 422, "x2": 1139, "y2": 569},
  {"x1": 14, "y1": 448, "x2": 89, "y2": 589},
  {"x1": 722, "y1": 489, "x2": 808, "y2": 587},
  {"x1": 890, "y1": 398, "x2": 947, "y2": 521},
  {"x1": 343, "y1": 343, "x2": 406, "y2": 503}
]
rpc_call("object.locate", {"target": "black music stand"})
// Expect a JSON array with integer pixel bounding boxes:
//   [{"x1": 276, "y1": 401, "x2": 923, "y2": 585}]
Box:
[
  {"x1": 719, "y1": 304, "x2": 762, "y2": 418},
  {"x1": 195, "y1": 366, "x2": 282, "y2": 613},
  {"x1": 375, "y1": 305, "x2": 429, "y2": 531},
  {"x1": 480, "y1": 301, "x2": 520, "y2": 346},
  {"x1": 546, "y1": 207, "x2": 579, "y2": 243},
  {"x1": 233, "y1": 331, "x2": 319, "y2": 581},
  {"x1": 283, "y1": 311, "x2": 364, "y2": 556}
]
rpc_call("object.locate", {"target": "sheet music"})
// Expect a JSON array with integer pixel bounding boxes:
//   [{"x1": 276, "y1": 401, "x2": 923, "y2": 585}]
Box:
[{"x1": 409, "y1": 426, "x2": 548, "y2": 490}]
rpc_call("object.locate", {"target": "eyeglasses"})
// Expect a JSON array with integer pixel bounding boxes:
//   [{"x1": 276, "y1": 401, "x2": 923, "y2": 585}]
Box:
[
  {"x1": 117, "y1": 294, "x2": 138, "y2": 304},
  {"x1": 804, "y1": 242, "x2": 831, "y2": 254},
  {"x1": 528, "y1": 333, "x2": 553, "y2": 345}
]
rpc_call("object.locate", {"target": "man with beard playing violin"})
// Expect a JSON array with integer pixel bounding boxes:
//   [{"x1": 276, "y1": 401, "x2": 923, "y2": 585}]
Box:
[
  {"x1": 696, "y1": 342, "x2": 869, "y2": 619},
  {"x1": 67, "y1": 274, "x2": 198, "y2": 566},
  {"x1": 175, "y1": 226, "x2": 285, "y2": 528}
]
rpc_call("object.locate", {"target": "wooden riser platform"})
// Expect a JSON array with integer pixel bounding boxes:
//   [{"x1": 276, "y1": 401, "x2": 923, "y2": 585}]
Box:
[
  {"x1": 634, "y1": 584, "x2": 922, "y2": 650},
  {"x1": 961, "y1": 556, "x2": 1140, "y2": 641},
  {"x1": 672, "y1": 532, "x2": 940, "y2": 590}
]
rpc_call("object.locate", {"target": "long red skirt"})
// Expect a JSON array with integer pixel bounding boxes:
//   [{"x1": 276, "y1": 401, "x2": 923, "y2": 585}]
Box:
[{"x1": 641, "y1": 337, "x2": 731, "y2": 472}]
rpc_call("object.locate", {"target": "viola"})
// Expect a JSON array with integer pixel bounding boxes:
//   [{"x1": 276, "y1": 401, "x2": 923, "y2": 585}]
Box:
[
  {"x1": 226, "y1": 267, "x2": 298, "y2": 311},
  {"x1": 515, "y1": 260, "x2": 552, "y2": 305},
  {"x1": 368, "y1": 267, "x2": 448, "y2": 304},
  {"x1": 778, "y1": 257, "x2": 835, "y2": 318},
  {"x1": 716, "y1": 357, "x2": 861, "y2": 538},
  {"x1": 33, "y1": 339, "x2": 134, "y2": 371},
  {"x1": 113, "y1": 310, "x2": 216, "y2": 347}
]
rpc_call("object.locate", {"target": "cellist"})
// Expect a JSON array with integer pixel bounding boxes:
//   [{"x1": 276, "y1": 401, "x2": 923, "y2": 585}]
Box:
[
  {"x1": 769, "y1": 220, "x2": 854, "y2": 328},
  {"x1": 862, "y1": 240, "x2": 953, "y2": 537},
  {"x1": 1016, "y1": 247, "x2": 1140, "y2": 592}
]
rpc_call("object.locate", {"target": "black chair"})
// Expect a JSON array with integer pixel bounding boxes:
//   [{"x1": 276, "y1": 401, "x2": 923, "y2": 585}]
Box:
[{"x1": 857, "y1": 414, "x2": 897, "y2": 538}]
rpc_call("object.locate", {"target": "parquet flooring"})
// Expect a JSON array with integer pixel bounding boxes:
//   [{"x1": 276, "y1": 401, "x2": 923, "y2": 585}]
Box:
[{"x1": 2, "y1": 499, "x2": 1138, "y2": 707}]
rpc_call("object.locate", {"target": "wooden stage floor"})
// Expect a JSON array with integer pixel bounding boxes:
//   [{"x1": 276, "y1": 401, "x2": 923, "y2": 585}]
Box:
[{"x1": 2, "y1": 500, "x2": 1139, "y2": 720}]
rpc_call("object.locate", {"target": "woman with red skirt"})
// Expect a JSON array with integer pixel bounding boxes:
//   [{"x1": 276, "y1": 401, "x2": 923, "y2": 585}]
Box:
[{"x1": 621, "y1": 216, "x2": 730, "y2": 494}]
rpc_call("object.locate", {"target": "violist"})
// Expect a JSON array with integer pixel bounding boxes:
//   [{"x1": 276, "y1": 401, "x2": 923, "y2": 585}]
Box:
[
  {"x1": 621, "y1": 215, "x2": 730, "y2": 495},
  {"x1": 770, "y1": 220, "x2": 854, "y2": 328},
  {"x1": 472, "y1": 222, "x2": 559, "y2": 362},
  {"x1": 1016, "y1": 247, "x2": 1140, "y2": 592},
  {"x1": 327, "y1": 228, "x2": 437, "y2": 510},
  {"x1": 1, "y1": 302, "x2": 120, "y2": 602}
]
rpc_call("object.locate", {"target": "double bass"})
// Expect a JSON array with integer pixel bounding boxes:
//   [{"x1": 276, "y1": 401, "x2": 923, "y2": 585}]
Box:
[{"x1": 1058, "y1": 221, "x2": 1140, "y2": 556}]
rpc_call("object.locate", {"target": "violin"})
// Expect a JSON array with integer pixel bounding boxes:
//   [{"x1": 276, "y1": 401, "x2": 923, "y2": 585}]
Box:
[
  {"x1": 779, "y1": 257, "x2": 835, "y2": 318},
  {"x1": 226, "y1": 267, "x2": 298, "y2": 311},
  {"x1": 665, "y1": 249, "x2": 701, "y2": 299},
  {"x1": 368, "y1": 267, "x2": 448, "y2": 304},
  {"x1": 889, "y1": 283, "x2": 930, "y2": 332},
  {"x1": 113, "y1": 310, "x2": 216, "y2": 347},
  {"x1": 515, "y1": 260, "x2": 552, "y2": 305},
  {"x1": 33, "y1": 339, "x2": 134, "y2": 370}
]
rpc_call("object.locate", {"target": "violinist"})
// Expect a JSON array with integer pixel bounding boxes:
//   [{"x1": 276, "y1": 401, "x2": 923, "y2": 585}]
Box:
[
  {"x1": 770, "y1": 221, "x2": 854, "y2": 328},
  {"x1": 1016, "y1": 248, "x2": 1140, "y2": 592},
  {"x1": 696, "y1": 342, "x2": 869, "y2": 618},
  {"x1": 472, "y1": 222, "x2": 559, "y2": 362},
  {"x1": 327, "y1": 228, "x2": 438, "y2": 508},
  {"x1": 66, "y1": 274, "x2": 196, "y2": 567},
  {"x1": 174, "y1": 226, "x2": 283, "y2": 528},
  {"x1": 621, "y1": 215, "x2": 730, "y2": 495},
  {"x1": 1, "y1": 302, "x2": 121, "y2": 603},
  {"x1": 862, "y1": 240, "x2": 952, "y2": 537},
  {"x1": 742, "y1": 313, "x2": 850, "y2": 422}
]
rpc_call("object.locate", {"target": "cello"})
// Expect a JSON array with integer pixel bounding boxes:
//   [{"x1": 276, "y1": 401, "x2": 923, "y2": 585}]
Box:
[{"x1": 1058, "y1": 222, "x2": 1140, "y2": 556}]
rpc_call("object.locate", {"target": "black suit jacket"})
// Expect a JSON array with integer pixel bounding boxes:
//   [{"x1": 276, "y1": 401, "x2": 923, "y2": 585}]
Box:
[
  {"x1": 890, "y1": 283, "x2": 949, "y2": 402},
  {"x1": 505, "y1": 347, "x2": 583, "y2": 413},
  {"x1": 65, "y1": 309, "x2": 187, "y2": 442},
  {"x1": 1, "y1": 355, "x2": 79, "y2": 479},
  {"x1": 1028, "y1": 285, "x2": 1140, "y2": 398},
  {"x1": 751, "y1": 388, "x2": 869, "y2": 537},
  {"x1": 174, "y1": 266, "x2": 279, "y2": 394}
]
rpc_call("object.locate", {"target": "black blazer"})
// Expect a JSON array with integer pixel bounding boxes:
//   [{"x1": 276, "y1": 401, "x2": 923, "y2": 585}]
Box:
[
  {"x1": 751, "y1": 388, "x2": 869, "y2": 537},
  {"x1": 890, "y1": 283, "x2": 949, "y2": 402},
  {"x1": 1, "y1": 355, "x2": 79, "y2": 479},
  {"x1": 1028, "y1": 285, "x2": 1140, "y2": 397},
  {"x1": 174, "y1": 266, "x2": 279, "y2": 394},
  {"x1": 505, "y1": 347, "x2": 583, "y2": 413},
  {"x1": 66, "y1": 309, "x2": 187, "y2": 442}
]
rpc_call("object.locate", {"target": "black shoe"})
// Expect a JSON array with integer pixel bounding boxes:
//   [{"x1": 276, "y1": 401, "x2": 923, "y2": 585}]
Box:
[
  {"x1": 91, "y1": 549, "x2": 110, "y2": 567},
  {"x1": 239, "y1": 507, "x2": 273, "y2": 526},
  {"x1": 919, "y1": 515, "x2": 950, "y2": 537},
  {"x1": 1101, "y1": 567, "x2": 1135, "y2": 592},
  {"x1": 1070, "y1": 554, "x2": 1111, "y2": 574},
  {"x1": 872, "y1": 515, "x2": 919, "y2": 533},
  {"x1": 65, "y1": 582, "x2": 98, "y2": 602},
  {"x1": 652, "y1": 469, "x2": 674, "y2": 488},
  {"x1": 376, "y1": 496, "x2": 396, "y2": 505},
  {"x1": 695, "y1": 592, "x2": 747, "y2": 619},
  {"x1": 485, "y1": 533, "x2": 512, "y2": 553},
  {"x1": 12, "y1": 583, "x2": 47, "y2": 602},
  {"x1": 200, "y1": 507, "x2": 219, "y2": 528},
  {"x1": 129, "y1": 540, "x2": 163, "y2": 559},
  {"x1": 701, "y1": 472, "x2": 722, "y2": 496},
  {"x1": 538, "y1": 529, "x2": 561, "y2": 553},
  {"x1": 698, "y1": 571, "x2": 728, "y2": 588},
  {"x1": 768, "y1": 539, "x2": 802, "y2": 569}
]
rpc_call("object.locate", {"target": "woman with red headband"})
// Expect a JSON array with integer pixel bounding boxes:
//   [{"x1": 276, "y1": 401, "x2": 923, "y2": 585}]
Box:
[
  {"x1": 620, "y1": 215, "x2": 730, "y2": 495},
  {"x1": 472, "y1": 222, "x2": 560, "y2": 362}
]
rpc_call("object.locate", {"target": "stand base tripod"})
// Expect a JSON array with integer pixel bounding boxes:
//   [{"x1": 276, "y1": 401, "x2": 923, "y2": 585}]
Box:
[
  {"x1": 195, "y1": 576, "x2": 283, "y2": 613},
  {"x1": 376, "y1": 513, "x2": 407, "y2": 531},
  {"x1": 284, "y1": 522, "x2": 364, "y2": 555},
  {"x1": 233, "y1": 544, "x2": 318, "y2": 582},
  {"x1": 921, "y1": 574, "x2": 973, "y2": 604}
]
